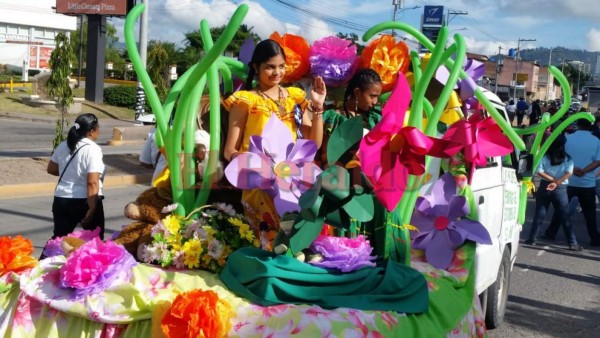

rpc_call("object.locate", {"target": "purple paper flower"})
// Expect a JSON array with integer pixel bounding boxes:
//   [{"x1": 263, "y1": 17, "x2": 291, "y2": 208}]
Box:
[
  {"x1": 225, "y1": 115, "x2": 322, "y2": 216},
  {"x1": 59, "y1": 238, "x2": 137, "y2": 299},
  {"x1": 309, "y1": 235, "x2": 377, "y2": 272},
  {"x1": 436, "y1": 58, "x2": 485, "y2": 101},
  {"x1": 410, "y1": 173, "x2": 491, "y2": 270},
  {"x1": 309, "y1": 36, "x2": 359, "y2": 87}
]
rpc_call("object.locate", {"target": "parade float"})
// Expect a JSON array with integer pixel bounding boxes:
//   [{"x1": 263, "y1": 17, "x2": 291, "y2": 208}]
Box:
[{"x1": 0, "y1": 4, "x2": 592, "y2": 337}]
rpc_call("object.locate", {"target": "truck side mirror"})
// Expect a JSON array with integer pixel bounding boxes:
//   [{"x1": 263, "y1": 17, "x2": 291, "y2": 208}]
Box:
[{"x1": 516, "y1": 153, "x2": 533, "y2": 180}]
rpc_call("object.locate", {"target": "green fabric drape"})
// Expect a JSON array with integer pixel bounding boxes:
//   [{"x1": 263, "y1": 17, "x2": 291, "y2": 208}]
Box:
[{"x1": 220, "y1": 247, "x2": 428, "y2": 313}]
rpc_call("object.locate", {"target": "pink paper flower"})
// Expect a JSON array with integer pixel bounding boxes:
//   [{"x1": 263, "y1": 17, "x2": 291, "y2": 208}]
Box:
[
  {"x1": 41, "y1": 228, "x2": 101, "y2": 258},
  {"x1": 59, "y1": 238, "x2": 137, "y2": 299}
]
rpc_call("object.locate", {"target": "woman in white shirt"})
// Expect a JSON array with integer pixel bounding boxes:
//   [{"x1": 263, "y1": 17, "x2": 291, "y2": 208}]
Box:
[{"x1": 46, "y1": 113, "x2": 106, "y2": 240}]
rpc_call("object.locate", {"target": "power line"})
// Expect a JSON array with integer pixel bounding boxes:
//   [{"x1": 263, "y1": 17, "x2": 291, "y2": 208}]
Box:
[{"x1": 271, "y1": 0, "x2": 371, "y2": 32}]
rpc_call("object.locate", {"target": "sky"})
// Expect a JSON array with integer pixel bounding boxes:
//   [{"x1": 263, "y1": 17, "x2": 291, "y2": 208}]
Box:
[{"x1": 110, "y1": 0, "x2": 600, "y2": 55}]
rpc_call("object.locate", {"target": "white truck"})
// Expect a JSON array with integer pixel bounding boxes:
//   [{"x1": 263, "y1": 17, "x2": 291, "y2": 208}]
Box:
[{"x1": 470, "y1": 88, "x2": 522, "y2": 329}]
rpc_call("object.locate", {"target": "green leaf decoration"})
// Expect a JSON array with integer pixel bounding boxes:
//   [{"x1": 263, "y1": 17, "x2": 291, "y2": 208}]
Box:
[
  {"x1": 343, "y1": 189, "x2": 375, "y2": 222},
  {"x1": 290, "y1": 217, "x2": 325, "y2": 254},
  {"x1": 327, "y1": 116, "x2": 364, "y2": 166}
]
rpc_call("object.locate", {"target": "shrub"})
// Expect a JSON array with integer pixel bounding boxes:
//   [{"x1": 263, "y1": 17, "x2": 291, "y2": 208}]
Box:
[
  {"x1": 104, "y1": 85, "x2": 152, "y2": 112},
  {"x1": 104, "y1": 85, "x2": 137, "y2": 108}
]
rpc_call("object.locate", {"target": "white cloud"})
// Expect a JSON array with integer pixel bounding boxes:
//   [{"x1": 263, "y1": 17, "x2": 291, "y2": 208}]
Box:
[{"x1": 586, "y1": 28, "x2": 600, "y2": 52}]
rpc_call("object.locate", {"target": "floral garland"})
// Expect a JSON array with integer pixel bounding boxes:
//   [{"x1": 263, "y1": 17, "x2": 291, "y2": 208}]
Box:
[{"x1": 143, "y1": 203, "x2": 260, "y2": 273}]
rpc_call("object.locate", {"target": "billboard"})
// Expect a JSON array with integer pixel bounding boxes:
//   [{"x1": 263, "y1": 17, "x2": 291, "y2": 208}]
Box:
[
  {"x1": 29, "y1": 46, "x2": 54, "y2": 70},
  {"x1": 55, "y1": 0, "x2": 128, "y2": 16},
  {"x1": 423, "y1": 5, "x2": 444, "y2": 26}
]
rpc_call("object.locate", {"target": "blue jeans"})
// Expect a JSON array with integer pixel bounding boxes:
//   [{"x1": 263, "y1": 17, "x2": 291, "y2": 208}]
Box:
[
  {"x1": 529, "y1": 181, "x2": 577, "y2": 244},
  {"x1": 546, "y1": 185, "x2": 600, "y2": 243}
]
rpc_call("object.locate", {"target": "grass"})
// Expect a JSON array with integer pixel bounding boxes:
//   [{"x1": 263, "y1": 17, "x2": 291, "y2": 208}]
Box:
[{"x1": 0, "y1": 89, "x2": 136, "y2": 120}]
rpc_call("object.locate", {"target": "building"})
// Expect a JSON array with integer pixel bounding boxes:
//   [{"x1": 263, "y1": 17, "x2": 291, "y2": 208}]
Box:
[{"x1": 0, "y1": 0, "x2": 76, "y2": 74}]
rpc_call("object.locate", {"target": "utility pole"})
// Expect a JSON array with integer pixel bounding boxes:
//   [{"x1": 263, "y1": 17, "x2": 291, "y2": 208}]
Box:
[
  {"x1": 447, "y1": 10, "x2": 468, "y2": 25},
  {"x1": 494, "y1": 46, "x2": 503, "y2": 94},
  {"x1": 513, "y1": 38, "x2": 536, "y2": 101},
  {"x1": 391, "y1": 0, "x2": 403, "y2": 36}
]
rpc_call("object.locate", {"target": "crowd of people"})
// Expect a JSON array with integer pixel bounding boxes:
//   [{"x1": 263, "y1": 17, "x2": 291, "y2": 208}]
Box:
[{"x1": 524, "y1": 112, "x2": 600, "y2": 250}]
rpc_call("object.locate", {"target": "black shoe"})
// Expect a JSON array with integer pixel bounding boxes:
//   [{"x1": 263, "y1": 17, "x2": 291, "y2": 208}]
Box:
[
  {"x1": 540, "y1": 234, "x2": 556, "y2": 241},
  {"x1": 568, "y1": 244, "x2": 583, "y2": 251},
  {"x1": 524, "y1": 239, "x2": 537, "y2": 245}
]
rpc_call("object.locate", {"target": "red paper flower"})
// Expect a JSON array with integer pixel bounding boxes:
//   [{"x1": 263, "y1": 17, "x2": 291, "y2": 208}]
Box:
[
  {"x1": 359, "y1": 73, "x2": 459, "y2": 211},
  {"x1": 442, "y1": 112, "x2": 514, "y2": 167},
  {"x1": 161, "y1": 289, "x2": 233, "y2": 338},
  {"x1": 270, "y1": 32, "x2": 310, "y2": 83},
  {"x1": 360, "y1": 34, "x2": 410, "y2": 92}
]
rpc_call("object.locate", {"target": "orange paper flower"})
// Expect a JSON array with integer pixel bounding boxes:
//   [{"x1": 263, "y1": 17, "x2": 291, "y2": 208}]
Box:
[
  {"x1": 0, "y1": 236, "x2": 37, "y2": 276},
  {"x1": 360, "y1": 34, "x2": 410, "y2": 92},
  {"x1": 269, "y1": 32, "x2": 310, "y2": 83},
  {"x1": 161, "y1": 289, "x2": 233, "y2": 338}
]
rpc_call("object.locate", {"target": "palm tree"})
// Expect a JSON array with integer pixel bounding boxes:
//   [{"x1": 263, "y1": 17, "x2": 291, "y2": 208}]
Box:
[{"x1": 147, "y1": 40, "x2": 174, "y2": 100}]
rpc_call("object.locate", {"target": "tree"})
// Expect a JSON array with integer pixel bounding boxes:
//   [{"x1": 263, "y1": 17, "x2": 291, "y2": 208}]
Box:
[
  {"x1": 337, "y1": 32, "x2": 364, "y2": 54},
  {"x1": 183, "y1": 24, "x2": 260, "y2": 56},
  {"x1": 47, "y1": 32, "x2": 75, "y2": 150},
  {"x1": 71, "y1": 18, "x2": 125, "y2": 74},
  {"x1": 147, "y1": 40, "x2": 173, "y2": 100}
]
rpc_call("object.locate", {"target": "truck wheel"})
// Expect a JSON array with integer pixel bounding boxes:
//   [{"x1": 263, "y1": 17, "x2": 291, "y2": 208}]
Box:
[{"x1": 485, "y1": 248, "x2": 511, "y2": 329}]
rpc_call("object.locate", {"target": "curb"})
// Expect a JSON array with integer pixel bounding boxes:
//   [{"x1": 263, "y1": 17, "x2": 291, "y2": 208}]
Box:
[{"x1": 0, "y1": 174, "x2": 152, "y2": 200}]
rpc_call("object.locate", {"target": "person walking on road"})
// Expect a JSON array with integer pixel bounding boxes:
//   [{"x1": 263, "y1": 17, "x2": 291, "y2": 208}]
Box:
[
  {"x1": 46, "y1": 113, "x2": 106, "y2": 242},
  {"x1": 516, "y1": 97, "x2": 528, "y2": 126},
  {"x1": 543, "y1": 119, "x2": 600, "y2": 247},
  {"x1": 506, "y1": 99, "x2": 517, "y2": 125},
  {"x1": 525, "y1": 135, "x2": 581, "y2": 250}
]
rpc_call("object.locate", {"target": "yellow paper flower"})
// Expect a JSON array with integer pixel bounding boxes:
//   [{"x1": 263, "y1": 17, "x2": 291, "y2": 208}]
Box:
[{"x1": 360, "y1": 34, "x2": 410, "y2": 92}]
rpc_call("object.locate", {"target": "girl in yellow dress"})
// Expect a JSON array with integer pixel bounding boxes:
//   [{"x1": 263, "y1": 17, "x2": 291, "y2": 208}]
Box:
[{"x1": 223, "y1": 39, "x2": 326, "y2": 246}]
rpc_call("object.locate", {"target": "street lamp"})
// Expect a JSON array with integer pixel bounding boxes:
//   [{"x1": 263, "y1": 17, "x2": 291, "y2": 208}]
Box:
[{"x1": 513, "y1": 37, "x2": 536, "y2": 100}]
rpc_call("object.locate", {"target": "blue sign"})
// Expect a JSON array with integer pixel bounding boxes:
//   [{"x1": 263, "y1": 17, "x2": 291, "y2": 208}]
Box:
[{"x1": 423, "y1": 5, "x2": 444, "y2": 26}]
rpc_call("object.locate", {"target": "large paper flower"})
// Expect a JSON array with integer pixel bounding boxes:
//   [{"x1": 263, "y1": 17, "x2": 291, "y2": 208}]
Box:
[
  {"x1": 309, "y1": 235, "x2": 377, "y2": 272},
  {"x1": 359, "y1": 73, "x2": 460, "y2": 211},
  {"x1": 225, "y1": 115, "x2": 322, "y2": 216},
  {"x1": 270, "y1": 32, "x2": 310, "y2": 83},
  {"x1": 59, "y1": 238, "x2": 137, "y2": 299},
  {"x1": 436, "y1": 58, "x2": 485, "y2": 101},
  {"x1": 411, "y1": 173, "x2": 491, "y2": 269},
  {"x1": 160, "y1": 289, "x2": 232, "y2": 338},
  {"x1": 0, "y1": 236, "x2": 37, "y2": 276},
  {"x1": 442, "y1": 111, "x2": 514, "y2": 167},
  {"x1": 309, "y1": 36, "x2": 359, "y2": 87},
  {"x1": 360, "y1": 34, "x2": 410, "y2": 92}
]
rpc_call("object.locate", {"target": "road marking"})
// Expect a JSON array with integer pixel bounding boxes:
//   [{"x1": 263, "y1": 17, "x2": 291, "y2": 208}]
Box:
[
  {"x1": 536, "y1": 250, "x2": 545, "y2": 256},
  {"x1": 520, "y1": 268, "x2": 529, "y2": 272}
]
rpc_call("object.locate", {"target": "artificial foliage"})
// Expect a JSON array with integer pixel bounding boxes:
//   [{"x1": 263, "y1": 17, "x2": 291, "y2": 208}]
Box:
[{"x1": 142, "y1": 204, "x2": 259, "y2": 272}]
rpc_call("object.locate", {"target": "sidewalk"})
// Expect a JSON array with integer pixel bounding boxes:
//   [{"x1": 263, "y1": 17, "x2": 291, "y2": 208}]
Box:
[{"x1": 0, "y1": 111, "x2": 154, "y2": 199}]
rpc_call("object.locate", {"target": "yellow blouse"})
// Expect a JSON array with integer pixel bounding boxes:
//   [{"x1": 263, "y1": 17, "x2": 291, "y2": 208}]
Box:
[{"x1": 223, "y1": 87, "x2": 309, "y2": 152}]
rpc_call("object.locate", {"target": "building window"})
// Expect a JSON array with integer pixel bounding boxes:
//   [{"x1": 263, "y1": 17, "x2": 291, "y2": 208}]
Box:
[{"x1": 44, "y1": 30, "x2": 55, "y2": 39}]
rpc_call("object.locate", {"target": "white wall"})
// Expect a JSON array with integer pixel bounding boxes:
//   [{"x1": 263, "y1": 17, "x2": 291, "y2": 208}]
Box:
[
  {"x1": 0, "y1": 0, "x2": 77, "y2": 31},
  {"x1": 0, "y1": 0, "x2": 77, "y2": 70}
]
